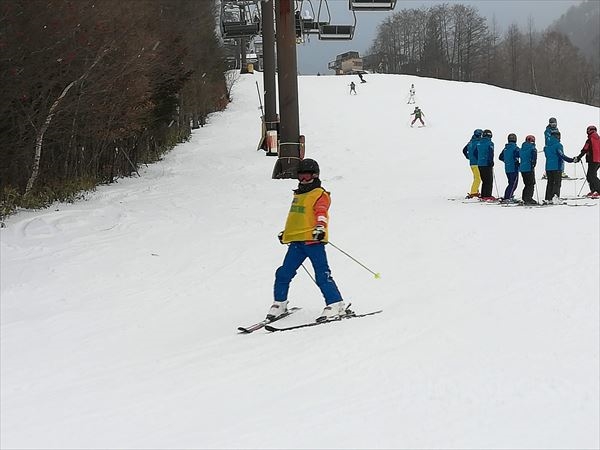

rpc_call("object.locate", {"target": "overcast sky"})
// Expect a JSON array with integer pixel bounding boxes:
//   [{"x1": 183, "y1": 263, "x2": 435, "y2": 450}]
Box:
[{"x1": 296, "y1": 0, "x2": 583, "y2": 74}]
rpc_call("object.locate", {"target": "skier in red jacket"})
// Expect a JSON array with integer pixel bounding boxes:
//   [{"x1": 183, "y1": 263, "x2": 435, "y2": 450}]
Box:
[{"x1": 573, "y1": 125, "x2": 600, "y2": 198}]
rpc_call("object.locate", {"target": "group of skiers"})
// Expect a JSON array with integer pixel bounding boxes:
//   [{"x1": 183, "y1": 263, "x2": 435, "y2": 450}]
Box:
[{"x1": 462, "y1": 118, "x2": 600, "y2": 204}]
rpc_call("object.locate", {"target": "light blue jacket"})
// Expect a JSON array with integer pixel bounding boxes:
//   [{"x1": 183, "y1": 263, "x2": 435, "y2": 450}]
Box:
[
  {"x1": 544, "y1": 136, "x2": 573, "y2": 171},
  {"x1": 499, "y1": 142, "x2": 520, "y2": 173},
  {"x1": 462, "y1": 135, "x2": 480, "y2": 166},
  {"x1": 475, "y1": 137, "x2": 494, "y2": 167},
  {"x1": 518, "y1": 141, "x2": 537, "y2": 172}
]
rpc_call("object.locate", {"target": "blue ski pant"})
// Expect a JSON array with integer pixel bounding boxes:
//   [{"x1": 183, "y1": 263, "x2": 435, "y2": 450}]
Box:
[
  {"x1": 503, "y1": 171, "x2": 519, "y2": 199},
  {"x1": 274, "y1": 242, "x2": 343, "y2": 305}
]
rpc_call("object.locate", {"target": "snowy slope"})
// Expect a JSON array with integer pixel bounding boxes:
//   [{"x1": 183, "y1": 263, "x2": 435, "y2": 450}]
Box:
[{"x1": 1, "y1": 73, "x2": 599, "y2": 449}]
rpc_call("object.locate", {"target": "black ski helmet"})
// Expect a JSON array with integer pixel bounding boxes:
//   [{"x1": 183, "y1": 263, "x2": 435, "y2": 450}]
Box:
[
  {"x1": 482, "y1": 129, "x2": 492, "y2": 138},
  {"x1": 473, "y1": 129, "x2": 483, "y2": 138},
  {"x1": 507, "y1": 133, "x2": 517, "y2": 143},
  {"x1": 297, "y1": 158, "x2": 320, "y2": 175}
]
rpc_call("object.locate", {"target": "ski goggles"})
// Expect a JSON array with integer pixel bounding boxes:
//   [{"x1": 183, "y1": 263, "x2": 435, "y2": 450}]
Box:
[{"x1": 297, "y1": 172, "x2": 315, "y2": 182}]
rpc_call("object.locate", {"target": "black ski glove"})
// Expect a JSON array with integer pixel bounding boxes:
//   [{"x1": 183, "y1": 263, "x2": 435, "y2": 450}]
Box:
[{"x1": 312, "y1": 226, "x2": 325, "y2": 241}]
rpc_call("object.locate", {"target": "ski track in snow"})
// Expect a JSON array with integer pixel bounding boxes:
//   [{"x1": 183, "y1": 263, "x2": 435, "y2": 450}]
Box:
[{"x1": 1, "y1": 73, "x2": 599, "y2": 449}]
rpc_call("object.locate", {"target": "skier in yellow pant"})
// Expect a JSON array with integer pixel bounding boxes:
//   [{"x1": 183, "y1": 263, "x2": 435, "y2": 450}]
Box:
[{"x1": 462, "y1": 129, "x2": 483, "y2": 198}]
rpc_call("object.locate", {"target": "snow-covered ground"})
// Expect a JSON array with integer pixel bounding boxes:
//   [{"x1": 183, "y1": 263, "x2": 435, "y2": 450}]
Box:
[{"x1": 1, "y1": 72, "x2": 599, "y2": 449}]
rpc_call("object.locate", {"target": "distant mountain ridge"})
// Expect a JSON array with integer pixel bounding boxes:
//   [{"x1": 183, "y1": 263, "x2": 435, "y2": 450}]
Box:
[{"x1": 552, "y1": 0, "x2": 600, "y2": 63}]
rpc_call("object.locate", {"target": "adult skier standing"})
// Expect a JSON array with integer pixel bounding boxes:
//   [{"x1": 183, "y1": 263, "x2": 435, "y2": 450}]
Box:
[
  {"x1": 573, "y1": 125, "x2": 600, "y2": 198},
  {"x1": 518, "y1": 135, "x2": 538, "y2": 205},
  {"x1": 543, "y1": 130, "x2": 576, "y2": 204},
  {"x1": 499, "y1": 133, "x2": 520, "y2": 202},
  {"x1": 474, "y1": 129, "x2": 495, "y2": 200},
  {"x1": 410, "y1": 106, "x2": 425, "y2": 127},
  {"x1": 462, "y1": 129, "x2": 482, "y2": 198},
  {"x1": 543, "y1": 117, "x2": 568, "y2": 179},
  {"x1": 349, "y1": 81, "x2": 357, "y2": 95},
  {"x1": 267, "y1": 159, "x2": 346, "y2": 323}
]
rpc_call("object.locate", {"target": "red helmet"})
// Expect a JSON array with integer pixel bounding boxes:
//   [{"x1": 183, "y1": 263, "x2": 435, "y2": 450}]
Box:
[
  {"x1": 525, "y1": 135, "x2": 535, "y2": 143},
  {"x1": 587, "y1": 125, "x2": 597, "y2": 135}
]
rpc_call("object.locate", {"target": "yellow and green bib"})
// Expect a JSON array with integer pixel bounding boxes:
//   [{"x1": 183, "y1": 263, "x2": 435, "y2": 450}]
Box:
[{"x1": 282, "y1": 188, "x2": 329, "y2": 243}]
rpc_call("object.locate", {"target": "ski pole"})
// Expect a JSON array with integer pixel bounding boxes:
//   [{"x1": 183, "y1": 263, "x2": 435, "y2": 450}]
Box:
[
  {"x1": 300, "y1": 263, "x2": 316, "y2": 284},
  {"x1": 328, "y1": 242, "x2": 381, "y2": 279},
  {"x1": 492, "y1": 168, "x2": 500, "y2": 199},
  {"x1": 578, "y1": 161, "x2": 588, "y2": 197}
]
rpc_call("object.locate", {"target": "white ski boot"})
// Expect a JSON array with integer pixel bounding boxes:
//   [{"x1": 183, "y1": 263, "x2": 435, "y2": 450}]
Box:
[
  {"x1": 316, "y1": 301, "x2": 346, "y2": 323},
  {"x1": 266, "y1": 300, "x2": 288, "y2": 321}
]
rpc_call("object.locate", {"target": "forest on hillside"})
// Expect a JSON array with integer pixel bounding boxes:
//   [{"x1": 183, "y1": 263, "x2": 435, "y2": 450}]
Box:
[
  {"x1": 366, "y1": 2, "x2": 600, "y2": 107},
  {"x1": 0, "y1": 0, "x2": 227, "y2": 217}
]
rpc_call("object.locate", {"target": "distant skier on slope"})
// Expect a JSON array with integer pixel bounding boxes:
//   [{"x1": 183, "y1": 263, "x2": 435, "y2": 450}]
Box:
[
  {"x1": 573, "y1": 125, "x2": 600, "y2": 198},
  {"x1": 462, "y1": 129, "x2": 483, "y2": 198},
  {"x1": 407, "y1": 84, "x2": 416, "y2": 104},
  {"x1": 518, "y1": 135, "x2": 538, "y2": 205},
  {"x1": 357, "y1": 72, "x2": 366, "y2": 83},
  {"x1": 543, "y1": 129, "x2": 576, "y2": 204},
  {"x1": 474, "y1": 129, "x2": 495, "y2": 201},
  {"x1": 410, "y1": 106, "x2": 425, "y2": 127},
  {"x1": 499, "y1": 133, "x2": 520, "y2": 203},
  {"x1": 349, "y1": 81, "x2": 357, "y2": 95},
  {"x1": 267, "y1": 158, "x2": 346, "y2": 323}
]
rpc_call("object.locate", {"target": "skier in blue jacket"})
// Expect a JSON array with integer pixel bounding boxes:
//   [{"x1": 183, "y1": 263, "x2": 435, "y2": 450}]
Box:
[
  {"x1": 543, "y1": 130, "x2": 575, "y2": 203},
  {"x1": 543, "y1": 117, "x2": 567, "y2": 179},
  {"x1": 519, "y1": 135, "x2": 538, "y2": 204},
  {"x1": 499, "y1": 133, "x2": 520, "y2": 202},
  {"x1": 462, "y1": 129, "x2": 482, "y2": 198},
  {"x1": 474, "y1": 129, "x2": 495, "y2": 200}
]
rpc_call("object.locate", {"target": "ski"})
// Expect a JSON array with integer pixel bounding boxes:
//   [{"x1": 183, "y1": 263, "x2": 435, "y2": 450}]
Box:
[
  {"x1": 265, "y1": 310, "x2": 383, "y2": 333},
  {"x1": 461, "y1": 199, "x2": 500, "y2": 204},
  {"x1": 516, "y1": 202, "x2": 595, "y2": 208},
  {"x1": 238, "y1": 307, "x2": 301, "y2": 334},
  {"x1": 566, "y1": 202, "x2": 596, "y2": 207}
]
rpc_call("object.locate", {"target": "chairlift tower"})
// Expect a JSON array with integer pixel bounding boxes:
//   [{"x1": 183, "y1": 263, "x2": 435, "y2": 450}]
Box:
[{"x1": 250, "y1": 0, "x2": 396, "y2": 178}]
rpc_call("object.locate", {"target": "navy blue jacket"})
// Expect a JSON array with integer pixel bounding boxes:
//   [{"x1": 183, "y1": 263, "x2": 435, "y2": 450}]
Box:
[
  {"x1": 474, "y1": 136, "x2": 494, "y2": 167},
  {"x1": 518, "y1": 141, "x2": 537, "y2": 172},
  {"x1": 499, "y1": 142, "x2": 520, "y2": 173},
  {"x1": 544, "y1": 136, "x2": 573, "y2": 171}
]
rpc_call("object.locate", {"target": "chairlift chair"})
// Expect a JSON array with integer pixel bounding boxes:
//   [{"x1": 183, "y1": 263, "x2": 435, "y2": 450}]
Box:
[
  {"x1": 295, "y1": 0, "x2": 328, "y2": 37},
  {"x1": 221, "y1": 1, "x2": 260, "y2": 39},
  {"x1": 316, "y1": 0, "x2": 355, "y2": 41},
  {"x1": 348, "y1": 0, "x2": 396, "y2": 11}
]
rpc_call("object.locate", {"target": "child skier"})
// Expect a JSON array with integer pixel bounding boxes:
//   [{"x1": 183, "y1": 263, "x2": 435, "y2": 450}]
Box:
[
  {"x1": 410, "y1": 106, "x2": 425, "y2": 127},
  {"x1": 462, "y1": 129, "x2": 483, "y2": 198},
  {"x1": 573, "y1": 125, "x2": 600, "y2": 198},
  {"x1": 267, "y1": 158, "x2": 346, "y2": 323},
  {"x1": 474, "y1": 129, "x2": 495, "y2": 200},
  {"x1": 349, "y1": 81, "x2": 357, "y2": 95},
  {"x1": 543, "y1": 130, "x2": 576, "y2": 204},
  {"x1": 518, "y1": 135, "x2": 538, "y2": 205},
  {"x1": 407, "y1": 84, "x2": 415, "y2": 104},
  {"x1": 499, "y1": 133, "x2": 520, "y2": 202}
]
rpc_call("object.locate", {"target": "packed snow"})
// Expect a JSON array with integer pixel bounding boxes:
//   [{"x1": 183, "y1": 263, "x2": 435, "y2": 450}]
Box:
[{"x1": 1, "y1": 72, "x2": 599, "y2": 449}]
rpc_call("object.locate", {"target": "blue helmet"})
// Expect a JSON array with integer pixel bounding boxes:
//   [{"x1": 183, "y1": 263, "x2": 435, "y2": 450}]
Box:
[{"x1": 474, "y1": 129, "x2": 483, "y2": 138}]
